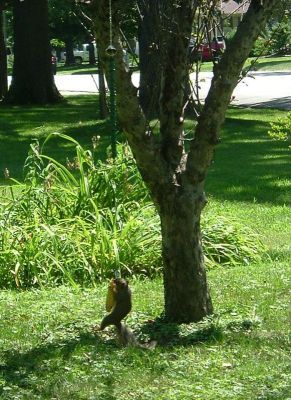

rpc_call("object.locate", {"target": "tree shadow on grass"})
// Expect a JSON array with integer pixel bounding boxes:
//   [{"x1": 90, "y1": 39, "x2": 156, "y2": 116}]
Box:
[
  {"x1": 206, "y1": 114, "x2": 291, "y2": 206},
  {"x1": 0, "y1": 329, "x2": 117, "y2": 395},
  {"x1": 0, "y1": 96, "x2": 112, "y2": 184},
  {"x1": 0, "y1": 320, "x2": 224, "y2": 394},
  {"x1": 140, "y1": 320, "x2": 224, "y2": 347},
  {"x1": 1, "y1": 317, "x2": 286, "y2": 398}
]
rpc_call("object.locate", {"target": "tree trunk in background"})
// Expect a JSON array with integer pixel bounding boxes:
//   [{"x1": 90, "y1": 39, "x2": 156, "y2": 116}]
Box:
[
  {"x1": 88, "y1": 41, "x2": 96, "y2": 65},
  {"x1": 3, "y1": 0, "x2": 61, "y2": 105},
  {"x1": 65, "y1": 38, "x2": 75, "y2": 65},
  {"x1": 138, "y1": 0, "x2": 160, "y2": 119},
  {"x1": 0, "y1": 8, "x2": 8, "y2": 99},
  {"x1": 97, "y1": 53, "x2": 108, "y2": 119},
  {"x1": 91, "y1": 2, "x2": 111, "y2": 119}
]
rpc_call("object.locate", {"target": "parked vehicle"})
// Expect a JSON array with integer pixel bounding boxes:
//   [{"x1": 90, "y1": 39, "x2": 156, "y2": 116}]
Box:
[
  {"x1": 56, "y1": 43, "x2": 98, "y2": 64},
  {"x1": 189, "y1": 36, "x2": 225, "y2": 62}
]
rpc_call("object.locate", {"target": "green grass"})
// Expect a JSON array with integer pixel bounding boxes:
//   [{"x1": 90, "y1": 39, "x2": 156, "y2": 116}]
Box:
[
  {"x1": 246, "y1": 56, "x2": 291, "y2": 72},
  {"x1": 0, "y1": 97, "x2": 290, "y2": 398},
  {"x1": 17, "y1": 55, "x2": 287, "y2": 76},
  {"x1": 0, "y1": 96, "x2": 111, "y2": 184},
  {"x1": 0, "y1": 259, "x2": 290, "y2": 399},
  {"x1": 206, "y1": 108, "x2": 290, "y2": 206},
  {"x1": 196, "y1": 56, "x2": 291, "y2": 73}
]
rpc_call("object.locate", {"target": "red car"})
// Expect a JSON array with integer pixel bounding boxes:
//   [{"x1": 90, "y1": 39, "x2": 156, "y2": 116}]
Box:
[{"x1": 189, "y1": 37, "x2": 225, "y2": 62}]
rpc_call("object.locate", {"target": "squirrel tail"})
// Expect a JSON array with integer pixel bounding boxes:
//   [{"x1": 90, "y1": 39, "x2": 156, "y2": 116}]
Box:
[{"x1": 115, "y1": 323, "x2": 157, "y2": 349}]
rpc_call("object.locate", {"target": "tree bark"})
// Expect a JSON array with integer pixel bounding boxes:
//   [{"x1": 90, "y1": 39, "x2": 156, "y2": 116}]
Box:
[
  {"x1": 88, "y1": 41, "x2": 96, "y2": 65},
  {"x1": 0, "y1": 8, "x2": 8, "y2": 99},
  {"x1": 3, "y1": 0, "x2": 62, "y2": 105},
  {"x1": 138, "y1": 0, "x2": 160, "y2": 120},
  {"x1": 65, "y1": 38, "x2": 75, "y2": 65},
  {"x1": 97, "y1": 53, "x2": 108, "y2": 119},
  {"x1": 160, "y1": 185, "x2": 212, "y2": 322}
]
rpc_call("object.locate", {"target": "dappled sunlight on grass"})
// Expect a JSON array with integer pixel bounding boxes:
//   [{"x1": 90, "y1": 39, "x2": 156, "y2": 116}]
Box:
[
  {"x1": 0, "y1": 259, "x2": 290, "y2": 399},
  {"x1": 0, "y1": 96, "x2": 290, "y2": 399},
  {"x1": 206, "y1": 108, "x2": 290, "y2": 205},
  {"x1": 0, "y1": 96, "x2": 110, "y2": 183}
]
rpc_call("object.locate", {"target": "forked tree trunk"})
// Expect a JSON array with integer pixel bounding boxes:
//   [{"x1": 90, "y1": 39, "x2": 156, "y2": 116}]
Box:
[
  {"x1": 92, "y1": 0, "x2": 278, "y2": 324},
  {"x1": 4, "y1": 0, "x2": 61, "y2": 105},
  {"x1": 159, "y1": 188, "x2": 212, "y2": 322}
]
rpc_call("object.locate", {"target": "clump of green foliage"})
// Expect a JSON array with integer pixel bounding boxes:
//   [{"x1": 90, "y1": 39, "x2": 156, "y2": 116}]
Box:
[
  {"x1": 268, "y1": 112, "x2": 291, "y2": 148},
  {"x1": 202, "y1": 215, "x2": 264, "y2": 268},
  {"x1": 0, "y1": 134, "x2": 264, "y2": 288},
  {"x1": 250, "y1": 18, "x2": 291, "y2": 57}
]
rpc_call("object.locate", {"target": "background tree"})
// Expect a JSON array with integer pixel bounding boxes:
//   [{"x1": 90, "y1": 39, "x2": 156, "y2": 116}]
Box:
[
  {"x1": 0, "y1": 1, "x2": 8, "y2": 99},
  {"x1": 49, "y1": 0, "x2": 90, "y2": 65},
  {"x1": 92, "y1": 0, "x2": 278, "y2": 323},
  {"x1": 3, "y1": 0, "x2": 61, "y2": 105}
]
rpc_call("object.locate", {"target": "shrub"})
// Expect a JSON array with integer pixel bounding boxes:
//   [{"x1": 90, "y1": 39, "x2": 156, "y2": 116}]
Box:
[
  {"x1": 0, "y1": 135, "x2": 264, "y2": 288},
  {"x1": 268, "y1": 112, "x2": 291, "y2": 148},
  {"x1": 202, "y1": 215, "x2": 264, "y2": 268}
]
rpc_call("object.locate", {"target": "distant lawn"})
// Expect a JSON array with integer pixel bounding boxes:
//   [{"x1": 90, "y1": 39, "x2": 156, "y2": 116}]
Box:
[
  {"x1": 246, "y1": 56, "x2": 291, "y2": 72},
  {"x1": 0, "y1": 95, "x2": 111, "y2": 184},
  {"x1": 199, "y1": 56, "x2": 291, "y2": 73},
  {"x1": 6, "y1": 56, "x2": 291, "y2": 77},
  {"x1": 0, "y1": 97, "x2": 290, "y2": 205},
  {"x1": 206, "y1": 108, "x2": 290, "y2": 206},
  {"x1": 49, "y1": 56, "x2": 291, "y2": 75}
]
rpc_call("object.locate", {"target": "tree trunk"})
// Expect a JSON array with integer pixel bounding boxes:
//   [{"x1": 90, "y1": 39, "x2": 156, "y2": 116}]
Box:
[
  {"x1": 65, "y1": 38, "x2": 75, "y2": 65},
  {"x1": 0, "y1": 8, "x2": 8, "y2": 99},
  {"x1": 88, "y1": 41, "x2": 96, "y2": 65},
  {"x1": 3, "y1": 0, "x2": 62, "y2": 105},
  {"x1": 138, "y1": 0, "x2": 160, "y2": 119},
  {"x1": 159, "y1": 188, "x2": 212, "y2": 322},
  {"x1": 97, "y1": 53, "x2": 108, "y2": 119}
]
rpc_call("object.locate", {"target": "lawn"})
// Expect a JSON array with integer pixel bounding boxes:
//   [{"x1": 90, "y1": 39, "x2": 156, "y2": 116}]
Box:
[
  {"x1": 0, "y1": 97, "x2": 290, "y2": 399},
  {"x1": 48, "y1": 55, "x2": 291, "y2": 75},
  {"x1": 0, "y1": 96, "x2": 111, "y2": 184}
]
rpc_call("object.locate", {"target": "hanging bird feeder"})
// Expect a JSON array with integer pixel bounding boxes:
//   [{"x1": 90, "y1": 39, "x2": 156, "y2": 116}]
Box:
[{"x1": 106, "y1": 0, "x2": 117, "y2": 159}]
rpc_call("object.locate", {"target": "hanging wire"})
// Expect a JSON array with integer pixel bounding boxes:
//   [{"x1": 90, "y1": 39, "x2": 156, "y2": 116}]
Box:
[{"x1": 109, "y1": 0, "x2": 113, "y2": 46}]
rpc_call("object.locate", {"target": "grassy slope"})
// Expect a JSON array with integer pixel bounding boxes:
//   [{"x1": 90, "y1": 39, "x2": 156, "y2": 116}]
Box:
[{"x1": 0, "y1": 99, "x2": 290, "y2": 399}]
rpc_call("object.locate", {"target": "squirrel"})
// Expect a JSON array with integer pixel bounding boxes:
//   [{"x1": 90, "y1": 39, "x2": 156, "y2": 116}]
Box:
[{"x1": 95, "y1": 278, "x2": 156, "y2": 349}]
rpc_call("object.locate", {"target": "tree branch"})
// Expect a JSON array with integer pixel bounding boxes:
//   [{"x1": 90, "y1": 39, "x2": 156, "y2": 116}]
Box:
[{"x1": 186, "y1": 0, "x2": 279, "y2": 183}]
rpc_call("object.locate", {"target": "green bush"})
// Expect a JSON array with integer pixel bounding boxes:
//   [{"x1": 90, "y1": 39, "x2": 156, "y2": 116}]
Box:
[
  {"x1": 268, "y1": 112, "x2": 291, "y2": 148},
  {"x1": 250, "y1": 37, "x2": 271, "y2": 57},
  {"x1": 202, "y1": 215, "x2": 264, "y2": 268},
  {"x1": 0, "y1": 135, "x2": 264, "y2": 288}
]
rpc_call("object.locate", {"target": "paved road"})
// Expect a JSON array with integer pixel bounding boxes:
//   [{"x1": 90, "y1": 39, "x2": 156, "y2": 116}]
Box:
[
  {"x1": 194, "y1": 71, "x2": 291, "y2": 110},
  {"x1": 8, "y1": 71, "x2": 291, "y2": 110}
]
